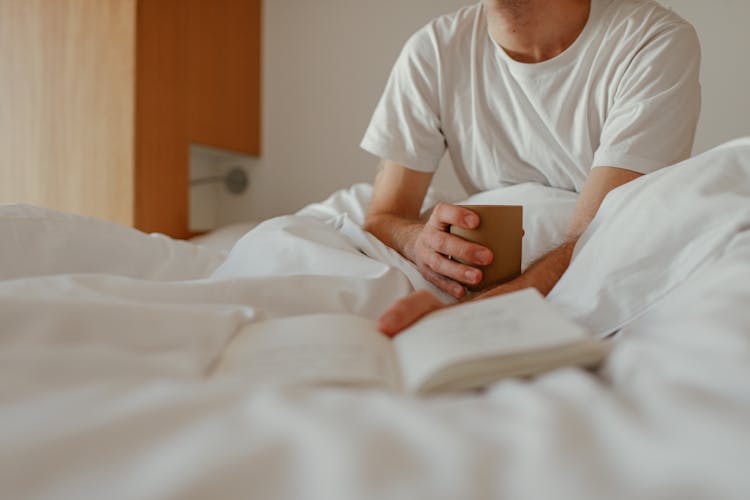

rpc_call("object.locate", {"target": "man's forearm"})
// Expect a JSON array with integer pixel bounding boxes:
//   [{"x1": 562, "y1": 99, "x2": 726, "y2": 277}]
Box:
[
  {"x1": 378, "y1": 239, "x2": 578, "y2": 336},
  {"x1": 476, "y1": 239, "x2": 577, "y2": 300},
  {"x1": 474, "y1": 166, "x2": 643, "y2": 300},
  {"x1": 363, "y1": 214, "x2": 423, "y2": 263}
]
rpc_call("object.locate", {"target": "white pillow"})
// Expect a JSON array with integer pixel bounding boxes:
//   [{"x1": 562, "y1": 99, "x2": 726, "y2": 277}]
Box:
[
  {"x1": 298, "y1": 181, "x2": 578, "y2": 272},
  {"x1": 548, "y1": 138, "x2": 750, "y2": 336},
  {"x1": 0, "y1": 204, "x2": 225, "y2": 281},
  {"x1": 190, "y1": 222, "x2": 260, "y2": 253},
  {"x1": 606, "y1": 229, "x2": 750, "y2": 395}
]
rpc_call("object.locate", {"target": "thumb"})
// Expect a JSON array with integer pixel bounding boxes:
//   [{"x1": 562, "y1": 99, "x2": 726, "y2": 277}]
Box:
[{"x1": 378, "y1": 291, "x2": 445, "y2": 337}]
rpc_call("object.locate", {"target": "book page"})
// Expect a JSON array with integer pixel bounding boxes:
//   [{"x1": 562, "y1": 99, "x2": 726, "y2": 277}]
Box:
[
  {"x1": 214, "y1": 314, "x2": 401, "y2": 391},
  {"x1": 393, "y1": 289, "x2": 592, "y2": 393}
]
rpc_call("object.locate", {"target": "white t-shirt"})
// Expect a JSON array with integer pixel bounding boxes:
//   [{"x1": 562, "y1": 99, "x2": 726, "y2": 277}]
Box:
[{"x1": 361, "y1": 0, "x2": 701, "y2": 194}]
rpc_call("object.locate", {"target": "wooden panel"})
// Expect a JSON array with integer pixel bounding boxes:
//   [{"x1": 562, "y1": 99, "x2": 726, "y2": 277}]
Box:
[
  {"x1": 0, "y1": 0, "x2": 136, "y2": 225},
  {"x1": 135, "y1": 0, "x2": 261, "y2": 237},
  {"x1": 134, "y1": 0, "x2": 189, "y2": 237},
  {"x1": 0, "y1": 0, "x2": 262, "y2": 237},
  {"x1": 186, "y1": 0, "x2": 262, "y2": 155}
]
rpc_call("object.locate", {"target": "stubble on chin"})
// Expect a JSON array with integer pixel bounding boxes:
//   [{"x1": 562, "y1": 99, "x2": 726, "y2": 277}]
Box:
[{"x1": 483, "y1": 0, "x2": 533, "y2": 19}]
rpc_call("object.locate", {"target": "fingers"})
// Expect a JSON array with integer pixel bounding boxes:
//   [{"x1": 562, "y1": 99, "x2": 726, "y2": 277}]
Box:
[
  {"x1": 425, "y1": 230, "x2": 493, "y2": 267},
  {"x1": 378, "y1": 290, "x2": 446, "y2": 337},
  {"x1": 412, "y1": 202, "x2": 493, "y2": 294},
  {"x1": 415, "y1": 229, "x2": 492, "y2": 289},
  {"x1": 428, "y1": 202, "x2": 480, "y2": 231},
  {"x1": 420, "y1": 265, "x2": 468, "y2": 298}
]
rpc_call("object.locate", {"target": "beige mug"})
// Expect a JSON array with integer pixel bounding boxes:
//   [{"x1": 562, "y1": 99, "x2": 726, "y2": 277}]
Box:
[{"x1": 449, "y1": 205, "x2": 524, "y2": 291}]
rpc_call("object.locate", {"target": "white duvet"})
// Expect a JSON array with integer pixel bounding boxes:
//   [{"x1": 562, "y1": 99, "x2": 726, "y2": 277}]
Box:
[{"x1": 1, "y1": 140, "x2": 750, "y2": 500}]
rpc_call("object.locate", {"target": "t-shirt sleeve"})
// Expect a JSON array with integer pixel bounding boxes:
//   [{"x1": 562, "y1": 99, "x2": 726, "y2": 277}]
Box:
[
  {"x1": 593, "y1": 22, "x2": 701, "y2": 173},
  {"x1": 360, "y1": 27, "x2": 446, "y2": 173}
]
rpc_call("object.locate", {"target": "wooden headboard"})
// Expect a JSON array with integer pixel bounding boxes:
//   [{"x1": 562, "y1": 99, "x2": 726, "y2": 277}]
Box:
[{"x1": 0, "y1": 0, "x2": 262, "y2": 239}]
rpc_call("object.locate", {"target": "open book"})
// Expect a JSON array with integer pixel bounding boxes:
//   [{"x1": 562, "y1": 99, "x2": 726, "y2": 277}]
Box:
[{"x1": 216, "y1": 289, "x2": 608, "y2": 395}]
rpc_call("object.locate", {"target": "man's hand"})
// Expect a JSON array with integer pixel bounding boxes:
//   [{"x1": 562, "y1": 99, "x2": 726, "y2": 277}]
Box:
[
  {"x1": 378, "y1": 290, "x2": 447, "y2": 337},
  {"x1": 376, "y1": 166, "x2": 645, "y2": 336},
  {"x1": 409, "y1": 203, "x2": 494, "y2": 298},
  {"x1": 364, "y1": 161, "x2": 493, "y2": 298},
  {"x1": 378, "y1": 280, "x2": 523, "y2": 336}
]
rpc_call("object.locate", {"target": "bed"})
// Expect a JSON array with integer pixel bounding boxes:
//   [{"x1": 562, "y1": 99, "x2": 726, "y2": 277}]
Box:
[{"x1": 1, "y1": 139, "x2": 749, "y2": 500}]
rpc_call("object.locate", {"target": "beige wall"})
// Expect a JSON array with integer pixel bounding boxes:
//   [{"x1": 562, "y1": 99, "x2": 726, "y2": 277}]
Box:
[
  {"x1": 661, "y1": 0, "x2": 750, "y2": 153},
  {"x1": 217, "y1": 0, "x2": 469, "y2": 224},
  {"x1": 218, "y1": 0, "x2": 750, "y2": 224}
]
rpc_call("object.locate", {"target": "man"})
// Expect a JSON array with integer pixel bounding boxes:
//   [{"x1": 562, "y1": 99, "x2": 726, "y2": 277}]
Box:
[{"x1": 360, "y1": 0, "x2": 701, "y2": 334}]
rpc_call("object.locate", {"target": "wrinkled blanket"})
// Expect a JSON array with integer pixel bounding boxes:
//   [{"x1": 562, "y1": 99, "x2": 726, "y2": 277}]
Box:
[{"x1": 1, "y1": 141, "x2": 750, "y2": 500}]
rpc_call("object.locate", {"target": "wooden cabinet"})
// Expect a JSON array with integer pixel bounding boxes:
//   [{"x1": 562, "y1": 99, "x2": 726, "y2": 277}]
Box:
[{"x1": 0, "y1": 0, "x2": 262, "y2": 238}]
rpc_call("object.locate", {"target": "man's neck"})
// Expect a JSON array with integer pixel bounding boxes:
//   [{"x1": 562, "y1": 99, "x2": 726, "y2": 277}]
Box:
[{"x1": 484, "y1": 0, "x2": 591, "y2": 63}]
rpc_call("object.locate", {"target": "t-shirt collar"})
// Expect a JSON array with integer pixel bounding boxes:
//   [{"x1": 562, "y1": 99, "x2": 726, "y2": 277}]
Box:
[{"x1": 488, "y1": 0, "x2": 609, "y2": 79}]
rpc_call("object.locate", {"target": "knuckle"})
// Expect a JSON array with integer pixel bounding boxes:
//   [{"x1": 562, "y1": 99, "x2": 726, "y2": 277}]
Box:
[
  {"x1": 435, "y1": 259, "x2": 456, "y2": 280},
  {"x1": 433, "y1": 230, "x2": 449, "y2": 249},
  {"x1": 413, "y1": 238, "x2": 425, "y2": 255},
  {"x1": 452, "y1": 238, "x2": 474, "y2": 262},
  {"x1": 415, "y1": 238, "x2": 432, "y2": 258},
  {"x1": 423, "y1": 270, "x2": 444, "y2": 289},
  {"x1": 433, "y1": 202, "x2": 454, "y2": 223},
  {"x1": 427, "y1": 252, "x2": 443, "y2": 270},
  {"x1": 440, "y1": 235, "x2": 460, "y2": 255},
  {"x1": 433, "y1": 278, "x2": 452, "y2": 293},
  {"x1": 428, "y1": 204, "x2": 444, "y2": 224},
  {"x1": 455, "y1": 240, "x2": 481, "y2": 261},
  {"x1": 422, "y1": 263, "x2": 447, "y2": 286},
  {"x1": 430, "y1": 276, "x2": 446, "y2": 289},
  {"x1": 423, "y1": 231, "x2": 437, "y2": 250}
]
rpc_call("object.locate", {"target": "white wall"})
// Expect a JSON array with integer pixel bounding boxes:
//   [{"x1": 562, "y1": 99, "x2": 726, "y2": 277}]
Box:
[
  {"x1": 661, "y1": 0, "x2": 750, "y2": 153},
  {"x1": 217, "y1": 0, "x2": 469, "y2": 224},
  {"x1": 216, "y1": 0, "x2": 750, "y2": 224}
]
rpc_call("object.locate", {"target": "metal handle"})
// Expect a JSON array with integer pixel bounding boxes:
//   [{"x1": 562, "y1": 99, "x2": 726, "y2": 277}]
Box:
[{"x1": 190, "y1": 167, "x2": 249, "y2": 195}]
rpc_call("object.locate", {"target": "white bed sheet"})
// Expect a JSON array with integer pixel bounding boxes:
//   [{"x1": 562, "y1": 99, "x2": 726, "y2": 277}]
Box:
[{"x1": 1, "y1": 141, "x2": 750, "y2": 500}]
